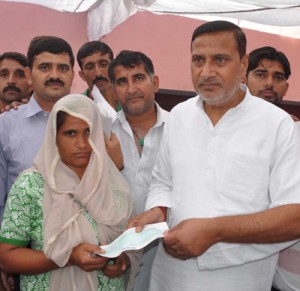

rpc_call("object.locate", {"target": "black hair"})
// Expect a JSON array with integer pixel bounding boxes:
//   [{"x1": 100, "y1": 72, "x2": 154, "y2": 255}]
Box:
[
  {"x1": 0, "y1": 52, "x2": 28, "y2": 67},
  {"x1": 77, "y1": 41, "x2": 113, "y2": 69},
  {"x1": 108, "y1": 50, "x2": 154, "y2": 83},
  {"x1": 191, "y1": 20, "x2": 247, "y2": 59},
  {"x1": 246, "y1": 46, "x2": 291, "y2": 79},
  {"x1": 27, "y1": 35, "x2": 74, "y2": 69},
  {"x1": 56, "y1": 110, "x2": 68, "y2": 132}
]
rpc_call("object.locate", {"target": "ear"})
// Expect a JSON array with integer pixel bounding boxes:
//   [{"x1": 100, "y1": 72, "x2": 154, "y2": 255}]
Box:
[
  {"x1": 70, "y1": 70, "x2": 75, "y2": 83},
  {"x1": 283, "y1": 82, "x2": 289, "y2": 96},
  {"x1": 240, "y1": 54, "x2": 249, "y2": 81},
  {"x1": 152, "y1": 75, "x2": 159, "y2": 92},
  {"x1": 25, "y1": 67, "x2": 33, "y2": 87},
  {"x1": 79, "y1": 70, "x2": 86, "y2": 82}
]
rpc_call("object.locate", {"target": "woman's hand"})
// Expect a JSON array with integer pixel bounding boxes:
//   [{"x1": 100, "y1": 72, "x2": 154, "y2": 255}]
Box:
[
  {"x1": 69, "y1": 243, "x2": 108, "y2": 272},
  {"x1": 1, "y1": 271, "x2": 15, "y2": 290},
  {"x1": 102, "y1": 253, "x2": 130, "y2": 278}
]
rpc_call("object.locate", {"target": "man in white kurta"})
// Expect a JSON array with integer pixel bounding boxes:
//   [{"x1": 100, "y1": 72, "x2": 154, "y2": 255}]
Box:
[
  {"x1": 146, "y1": 87, "x2": 300, "y2": 290},
  {"x1": 130, "y1": 21, "x2": 300, "y2": 291},
  {"x1": 272, "y1": 121, "x2": 300, "y2": 291}
]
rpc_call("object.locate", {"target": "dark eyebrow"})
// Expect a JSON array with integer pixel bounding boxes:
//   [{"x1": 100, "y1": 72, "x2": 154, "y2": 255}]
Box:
[
  {"x1": 84, "y1": 61, "x2": 95, "y2": 67},
  {"x1": 38, "y1": 62, "x2": 50, "y2": 67},
  {"x1": 253, "y1": 69, "x2": 268, "y2": 73},
  {"x1": 115, "y1": 76, "x2": 127, "y2": 83},
  {"x1": 254, "y1": 69, "x2": 286, "y2": 77},
  {"x1": 273, "y1": 72, "x2": 286, "y2": 77},
  {"x1": 133, "y1": 73, "x2": 146, "y2": 78}
]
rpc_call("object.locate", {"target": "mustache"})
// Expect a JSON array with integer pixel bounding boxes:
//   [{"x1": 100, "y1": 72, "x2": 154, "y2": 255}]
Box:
[
  {"x1": 199, "y1": 77, "x2": 221, "y2": 86},
  {"x1": 125, "y1": 93, "x2": 143, "y2": 101},
  {"x1": 3, "y1": 85, "x2": 21, "y2": 93},
  {"x1": 259, "y1": 89, "x2": 278, "y2": 97},
  {"x1": 44, "y1": 78, "x2": 65, "y2": 86},
  {"x1": 93, "y1": 76, "x2": 109, "y2": 84}
]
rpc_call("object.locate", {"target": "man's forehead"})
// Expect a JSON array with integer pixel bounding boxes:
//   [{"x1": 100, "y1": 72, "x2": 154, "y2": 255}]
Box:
[
  {"x1": 0, "y1": 58, "x2": 25, "y2": 69},
  {"x1": 115, "y1": 63, "x2": 145, "y2": 75},
  {"x1": 256, "y1": 58, "x2": 285, "y2": 73},
  {"x1": 82, "y1": 51, "x2": 111, "y2": 63},
  {"x1": 33, "y1": 52, "x2": 71, "y2": 65}
]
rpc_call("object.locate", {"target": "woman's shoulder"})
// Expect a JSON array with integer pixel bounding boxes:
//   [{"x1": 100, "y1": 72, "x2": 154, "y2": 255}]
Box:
[
  {"x1": 15, "y1": 170, "x2": 43, "y2": 185},
  {"x1": 10, "y1": 170, "x2": 44, "y2": 200}
]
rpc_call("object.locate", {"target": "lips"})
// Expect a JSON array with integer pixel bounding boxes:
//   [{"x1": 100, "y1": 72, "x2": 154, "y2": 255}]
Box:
[
  {"x1": 74, "y1": 152, "x2": 91, "y2": 158},
  {"x1": 260, "y1": 90, "x2": 277, "y2": 98},
  {"x1": 47, "y1": 82, "x2": 63, "y2": 87},
  {"x1": 126, "y1": 95, "x2": 143, "y2": 104},
  {"x1": 199, "y1": 83, "x2": 220, "y2": 91}
]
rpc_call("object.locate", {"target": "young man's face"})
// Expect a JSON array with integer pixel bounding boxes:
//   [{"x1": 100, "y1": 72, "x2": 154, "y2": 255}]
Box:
[
  {"x1": 79, "y1": 52, "x2": 112, "y2": 96},
  {"x1": 26, "y1": 52, "x2": 74, "y2": 106},
  {"x1": 0, "y1": 58, "x2": 31, "y2": 105},
  {"x1": 112, "y1": 63, "x2": 159, "y2": 117},
  {"x1": 246, "y1": 59, "x2": 289, "y2": 105}
]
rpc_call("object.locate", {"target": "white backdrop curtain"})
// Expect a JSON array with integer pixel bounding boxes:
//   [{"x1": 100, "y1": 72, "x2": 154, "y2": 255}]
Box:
[{"x1": 2, "y1": 0, "x2": 300, "y2": 39}]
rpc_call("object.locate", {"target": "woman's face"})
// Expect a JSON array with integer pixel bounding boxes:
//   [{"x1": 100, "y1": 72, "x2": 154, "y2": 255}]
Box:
[{"x1": 56, "y1": 113, "x2": 92, "y2": 179}]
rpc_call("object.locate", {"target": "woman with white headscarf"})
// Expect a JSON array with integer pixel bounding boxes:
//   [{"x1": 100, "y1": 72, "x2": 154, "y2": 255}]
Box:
[{"x1": 0, "y1": 94, "x2": 140, "y2": 291}]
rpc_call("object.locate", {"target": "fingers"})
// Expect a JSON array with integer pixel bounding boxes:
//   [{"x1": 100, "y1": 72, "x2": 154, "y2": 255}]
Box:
[
  {"x1": 1, "y1": 271, "x2": 11, "y2": 291},
  {"x1": 102, "y1": 254, "x2": 128, "y2": 278},
  {"x1": 137, "y1": 208, "x2": 166, "y2": 232},
  {"x1": 21, "y1": 98, "x2": 29, "y2": 104},
  {"x1": 127, "y1": 215, "x2": 140, "y2": 229},
  {"x1": 127, "y1": 208, "x2": 165, "y2": 233},
  {"x1": 69, "y1": 243, "x2": 108, "y2": 271}
]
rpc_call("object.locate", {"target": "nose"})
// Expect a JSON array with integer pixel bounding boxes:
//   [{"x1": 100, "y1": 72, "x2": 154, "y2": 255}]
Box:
[
  {"x1": 95, "y1": 64, "x2": 105, "y2": 77},
  {"x1": 127, "y1": 80, "x2": 137, "y2": 94},
  {"x1": 201, "y1": 61, "x2": 216, "y2": 78},
  {"x1": 7, "y1": 72, "x2": 16, "y2": 84},
  {"x1": 76, "y1": 134, "x2": 89, "y2": 148},
  {"x1": 265, "y1": 75, "x2": 274, "y2": 88},
  {"x1": 49, "y1": 67, "x2": 61, "y2": 79}
]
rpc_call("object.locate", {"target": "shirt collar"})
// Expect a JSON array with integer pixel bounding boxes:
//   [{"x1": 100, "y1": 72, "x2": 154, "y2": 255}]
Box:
[
  {"x1": 24, "y1": 95, "x2": 46, "y2": 118},
  {"x1": 114, "y1": 101, "x2": 168, "y2": 128},
  {"x1": 196, "y1": 83, "x2": 250, "y2": 111}
]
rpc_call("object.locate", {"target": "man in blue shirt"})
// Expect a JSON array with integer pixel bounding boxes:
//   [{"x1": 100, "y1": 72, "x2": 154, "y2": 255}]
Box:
[{"x1": 0, "y1": 36, "x2": 75, "y2": 223}]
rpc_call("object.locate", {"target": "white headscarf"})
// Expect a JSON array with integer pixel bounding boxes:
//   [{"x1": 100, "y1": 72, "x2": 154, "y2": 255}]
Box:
[{"x1": 32, "y1": 94, "x2": 140, "y2": 290}]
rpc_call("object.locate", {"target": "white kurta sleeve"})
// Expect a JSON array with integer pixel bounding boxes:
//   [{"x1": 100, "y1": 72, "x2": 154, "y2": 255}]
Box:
[{"x1": 145, "y1": 120, "x2": 172, "y2": 210}]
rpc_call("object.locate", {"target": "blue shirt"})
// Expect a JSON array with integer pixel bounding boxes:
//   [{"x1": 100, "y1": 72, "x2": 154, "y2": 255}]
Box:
[{"x1": 0, "y1": 96, "x2": 49, "y2": 222}]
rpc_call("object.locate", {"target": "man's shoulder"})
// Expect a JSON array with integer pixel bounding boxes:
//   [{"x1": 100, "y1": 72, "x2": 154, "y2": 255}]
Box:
[
  {"x1": 247, "y1": 94, "x2": 291, "y2": 119},
  {"x1": 169, "y1": 96, "x2": 198, "y2": 115},
  {"x1": 0, "y1": 102, "x2": 30, "y2": 119}
]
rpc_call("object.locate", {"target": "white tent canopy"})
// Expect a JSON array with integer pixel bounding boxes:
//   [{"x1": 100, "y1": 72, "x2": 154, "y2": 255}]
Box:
[{"x1": 3, "y1": 0, "x2": 300, "y2": 39}]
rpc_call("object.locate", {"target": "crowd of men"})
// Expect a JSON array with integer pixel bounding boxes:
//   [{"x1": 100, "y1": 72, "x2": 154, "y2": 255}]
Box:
[{"x1": 0, "y1": 20, "x2": 300, "y2": 291}]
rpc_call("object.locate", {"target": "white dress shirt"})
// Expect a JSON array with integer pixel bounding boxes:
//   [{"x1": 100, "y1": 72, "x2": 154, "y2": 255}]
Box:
[
  {"x1": 146, "y1": 87, "x2": 300, "y2": 291},
  {"x1": 112, "y1": 102, "x2": 169, "y2": 291}
]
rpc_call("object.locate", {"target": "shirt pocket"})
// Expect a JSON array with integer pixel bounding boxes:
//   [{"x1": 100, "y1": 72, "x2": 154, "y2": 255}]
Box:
[{"x1": 216, "y1": 152, "x2": 271, "y2": 212}]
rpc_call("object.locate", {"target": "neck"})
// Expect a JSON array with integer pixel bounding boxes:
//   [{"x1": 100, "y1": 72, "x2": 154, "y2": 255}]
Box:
[
  {"x1": 204, "y1": 89, "x2": 245, "y2": 126},
  {"x1": 127, "y1": 104, "x2": 157, "y2": 132},
  {"x1": 34, "y1": 94, "x2": 56, "y2": 112}
]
